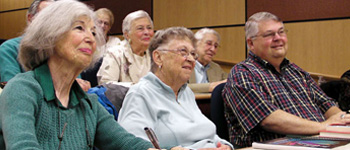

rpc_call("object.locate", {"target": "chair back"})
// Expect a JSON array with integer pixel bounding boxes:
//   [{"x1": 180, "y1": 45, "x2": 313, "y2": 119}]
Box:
[{"x1": 210, "y1": 82, "x2": 229, "y2": 141}]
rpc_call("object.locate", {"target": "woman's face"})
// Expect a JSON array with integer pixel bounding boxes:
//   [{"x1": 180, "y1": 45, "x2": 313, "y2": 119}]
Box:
[
  {"x1": 126, "y1": 17, "x2": 154, "y2": 48},
  {"x1": 97, "y1": 13, "x2": 111, "y2": 37},
  {"x1": 54, "y1": 15, "x2": 96, "y2": 69},
  {"x1": 160, "y1": 38, "x2": 196, "y2": 84}
]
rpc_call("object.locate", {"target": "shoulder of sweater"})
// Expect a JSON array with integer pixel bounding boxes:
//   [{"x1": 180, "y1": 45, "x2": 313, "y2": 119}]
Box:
[
  {"x1": 7, "y1": 71, "x2": 39, "y2": 88},
  {"x1": 0, "y1": 37, "x2": 21, "y2": 51},
  {"x1": 2, "y1": 71, "x2": 43, "y2": 101},
  {"x1": 1, "y1": 37, "x2": 21, "y2": 45}
]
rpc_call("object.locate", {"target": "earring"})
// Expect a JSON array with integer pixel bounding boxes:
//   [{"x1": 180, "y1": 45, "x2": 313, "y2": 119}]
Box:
[{"x1": 159, "y1": 65, "x2": 162, "y2": 69}]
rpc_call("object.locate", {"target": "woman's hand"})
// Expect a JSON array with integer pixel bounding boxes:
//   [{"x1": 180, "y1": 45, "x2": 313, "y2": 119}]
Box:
[
  {"x1": 216, "y1": 142, "x2": 232, "y2": 150},
  {"x1": 76, "y1": 78, "x2": 91, "y2": 92}
]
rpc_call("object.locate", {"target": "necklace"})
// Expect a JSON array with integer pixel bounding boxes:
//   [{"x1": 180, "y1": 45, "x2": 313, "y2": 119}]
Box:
[{"x1": 55, "y1": 99, "x2": 92, "y2": 150}]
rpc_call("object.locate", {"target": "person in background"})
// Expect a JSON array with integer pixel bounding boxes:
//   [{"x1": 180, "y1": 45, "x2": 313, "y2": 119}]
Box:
[
  {"x1": 0, "y1": 1, "x2": 177, "y2": 149},
  {"x1": 188, "y1": 28, "x2": 227, "y2": 93},
  {"x1": 97, "y1": 10, "x2": 154, "y2": 86},
  {"x1": 95, "y1": 8, "x2": 120, "y2": 50},
  {"x1": 320, "y1": 70, "x2": 350, "y2": 112},
  {"x1": 118, "y1": 27, "x2": 233, "y2": 150},
  {"x1": 0, "y1": 0, "x2": 91, "y2": 91},
  {"x1": 81, "y1": 8, "x2": 120, "y2": 87},
  {"x1": 0, "y1": 0, "x2": 53, "y2": 84},
  {"x1": 222, "y1": 11, "x2": 349, "y2": 148}
]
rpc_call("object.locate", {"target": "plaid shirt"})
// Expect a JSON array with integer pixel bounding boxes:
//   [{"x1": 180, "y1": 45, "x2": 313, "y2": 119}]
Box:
[{"x1": 223, "y1": 51, "x2": 336, "y2": 147}]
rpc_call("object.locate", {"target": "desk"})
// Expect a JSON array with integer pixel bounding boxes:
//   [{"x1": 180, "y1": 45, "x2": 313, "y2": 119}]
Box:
[
  {"x1": 195, "y1": 93, "x2": 211, "y2": 119},
  {"x1": 195, "y1": 93, "x2": 211, "y2": 99},
  {"x1": 236, "y1": 143, "x2": 350, "y2": 150}
]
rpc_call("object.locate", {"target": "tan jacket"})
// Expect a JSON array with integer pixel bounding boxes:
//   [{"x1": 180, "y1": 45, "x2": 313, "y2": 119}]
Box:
[
  {"x1": 97, "y1": 40, "x2": 151, "y2": 85},
  {"x1": 188, "y1": 61, "x2": 228, "y2": 93}
]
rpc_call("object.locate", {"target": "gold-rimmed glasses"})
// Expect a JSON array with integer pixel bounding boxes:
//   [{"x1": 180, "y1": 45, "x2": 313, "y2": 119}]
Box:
[{"x1": 157, "y1": 48, "x2": 198, "y2": 60}]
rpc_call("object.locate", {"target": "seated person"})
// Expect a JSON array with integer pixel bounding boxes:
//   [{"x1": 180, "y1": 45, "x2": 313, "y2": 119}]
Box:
[
  {"x1": 0, "y1": 0, "x2": 90, "y2": 91},
  {"x1": 81, "y1": 8, "x2": 120, "y2": 87},
  {"x1": 320, "y1": 70, "x2": 350, "y2": 112},
  {"x1": 341, "y1": 69, "x2": 350, "y2": 82},
  {"x1": 0, "y1": 0, "x2": 53, "y2": 84},
  {"x1": 188, "y1": 28, "x2": 227, "y2": 93},
  {"x1": 96, "y1": 8, "x2": 120, "y2": 49},
  {"x1": 0, "y1": 1, "x2": 176, "y2": 149},
  {"x1": 97, "y1": 10, "x2": 154, "y2": 86},
  {"x1": 118, "y1": 27, "x2": 233, "y2": 150},
  {"x1": 222, "y1": 12, "x2": 349, "y2": 148}
]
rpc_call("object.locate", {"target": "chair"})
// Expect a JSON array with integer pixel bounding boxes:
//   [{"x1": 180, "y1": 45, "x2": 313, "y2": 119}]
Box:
[{"x1": 210, "y1": 82, "x2": 229, "y2": 141}]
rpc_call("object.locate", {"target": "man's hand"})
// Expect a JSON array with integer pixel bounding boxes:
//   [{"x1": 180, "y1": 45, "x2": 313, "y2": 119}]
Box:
[{"x1": 321, "y1": 111, "x2": 350, "y2": 129}]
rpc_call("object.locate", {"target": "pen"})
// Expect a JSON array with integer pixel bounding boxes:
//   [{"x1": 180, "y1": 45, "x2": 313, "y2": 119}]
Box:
[{"x1": 144, "y1": 127, "x2": 161, "y2": 150}]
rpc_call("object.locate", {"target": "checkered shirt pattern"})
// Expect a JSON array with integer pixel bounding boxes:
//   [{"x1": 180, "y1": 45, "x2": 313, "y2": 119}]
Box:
[{"x1": 223, "y1": 51, "x2": 336, "y2": 147}]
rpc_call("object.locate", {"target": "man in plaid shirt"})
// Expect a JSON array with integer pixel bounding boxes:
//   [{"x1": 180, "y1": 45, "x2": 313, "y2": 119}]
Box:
[{"x1": 222, "y1": 12, "x2": 350, "y2": 148}]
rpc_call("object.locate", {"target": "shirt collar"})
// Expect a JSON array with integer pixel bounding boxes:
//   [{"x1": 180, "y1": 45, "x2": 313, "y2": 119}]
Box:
[
  {"x1": 34, "y1": 62, "x2": 90, "y2": 108},
  {"x1": 248, "y1": 51, "x2": 290, "y2": 72},
  {"x1": 146, "y1": 72, "x2": 188, "y2": 97},
  {"x1": 195, "y1": 61, "x2": 210, "y2": 71}
]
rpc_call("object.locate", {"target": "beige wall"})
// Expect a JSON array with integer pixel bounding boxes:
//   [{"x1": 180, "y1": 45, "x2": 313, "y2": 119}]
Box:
[
  {"x1": 1, "y1": 0, "x2": 348, "y2": 79},
  {"x1": 153, "y1": 0, "x2": 348, "y2": 79},
  {"x1": 285, "y1": 20, "x2": 350, "y2": 77},
  {"x1": 154, "y1": 0, "x2": 246, "y2": 73}
]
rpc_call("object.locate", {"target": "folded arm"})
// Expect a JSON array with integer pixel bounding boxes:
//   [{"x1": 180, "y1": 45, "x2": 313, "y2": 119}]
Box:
[{"x1": 260, "y1": 106, "x2": 346, "y2": 135}]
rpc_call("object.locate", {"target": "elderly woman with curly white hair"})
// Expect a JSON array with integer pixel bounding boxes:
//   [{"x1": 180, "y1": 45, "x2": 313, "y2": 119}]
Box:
[
  {"x1": 0, "y1": 1, "x2": 175, "y2": 149},
  {"x1": 118, "y1": 27, "x2": 233, "y2": 150}
]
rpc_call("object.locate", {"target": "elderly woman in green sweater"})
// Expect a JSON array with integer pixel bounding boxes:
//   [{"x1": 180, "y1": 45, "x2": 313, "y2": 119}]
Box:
[{"x1": 0, "y1": 0, "x2": 178, "y2": 150}]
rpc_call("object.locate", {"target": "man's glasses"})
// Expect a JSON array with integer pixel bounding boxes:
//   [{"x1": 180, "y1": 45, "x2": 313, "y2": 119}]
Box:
[
  {"x1": 253, "y1": 29, "x2": 288, "y2": 39},
  {"x1": 205, "y1": 41, "x2": 220, "y2": 49},
  {"x1": 157, "y1": 48, "x2": 198, "y2": 60}
]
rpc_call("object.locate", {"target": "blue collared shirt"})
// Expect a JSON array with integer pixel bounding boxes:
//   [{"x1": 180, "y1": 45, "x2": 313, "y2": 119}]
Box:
[{"x1": 194, "y1": 61, "x2": 210, "y2": 83}]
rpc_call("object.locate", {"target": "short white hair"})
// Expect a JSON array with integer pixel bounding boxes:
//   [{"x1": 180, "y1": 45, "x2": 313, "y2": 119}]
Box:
[
  {"x1": 194, "y1": 28, "x2": 220, "y2": 43},
  {"x1": 122, "y1": 10, "x2": 153, "y2": 38},
  {"x1": 245, "y1": 12, "x2": 282, "y2": 39}
]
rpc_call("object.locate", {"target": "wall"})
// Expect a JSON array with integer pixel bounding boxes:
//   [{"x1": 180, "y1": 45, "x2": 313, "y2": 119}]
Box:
[
  {"x1": 0, "y1": 0, "x2": 30, "y2": 39},
  {"x1": 1, "y1": 0, "x2": 349, "y2": 78}
]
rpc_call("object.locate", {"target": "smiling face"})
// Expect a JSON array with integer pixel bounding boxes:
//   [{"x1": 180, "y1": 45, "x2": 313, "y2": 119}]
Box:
[
  {"x1": 126, "y1": 17, "x2": 154, "y2": 48},
  {"x1": 160, "y1": 38, "x2": 196, "y2": 84},
  {"x1": 97, "y1": 13, "x2": 111, "y2": 37},
  {"x1": 248, "y1": 20, "x2": 288, "y2": 63},
  {"x1": 54, "y1": 15, "x2": 96, "y2": 69},
  {"x1": 196, "y1": 33, "x2": 219, "y2": 66}
]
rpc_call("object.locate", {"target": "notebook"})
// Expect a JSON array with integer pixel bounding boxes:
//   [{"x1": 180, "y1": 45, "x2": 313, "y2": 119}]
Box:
[{"x1": 252, "y1": 136, "x2": 350, "y2": 150}]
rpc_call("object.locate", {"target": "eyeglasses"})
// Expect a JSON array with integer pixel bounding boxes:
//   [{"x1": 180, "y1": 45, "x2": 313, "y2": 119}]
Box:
[
  {"x1": 97, "y1": 20, "x2": 110, "y2": 27},
  {"x1": 252, "y1": 29, "x2": 288, "y2": 39},
  {"x1": 205, "y1": 41, "x2": 220, "y2": 49},
  {"x1": 157, "y1": 48, "x2": 198, "y2": 60}
]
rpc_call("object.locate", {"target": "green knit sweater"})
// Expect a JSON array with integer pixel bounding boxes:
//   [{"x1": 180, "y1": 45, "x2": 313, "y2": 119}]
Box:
[
  {"x1": 0, "y1": 63, "x2": 155, "y2": 150},
  {"x1": 0, "y1": 36, "x2": 24, "y2": 82}
]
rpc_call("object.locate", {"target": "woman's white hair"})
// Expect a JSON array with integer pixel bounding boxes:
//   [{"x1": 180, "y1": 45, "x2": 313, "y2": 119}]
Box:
[
  {"x1": 122, "y1": 10, "x2": 153, "y2": 39},
  {"x1": 19, "y1": 0, "x2": 105, "y2": 71},
  {"x1": 148, "y1": 27, "x2": 197, "y2": 73},
  {"x1": 194, "y1": 28, "x2": 221, "y2": 43}
]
